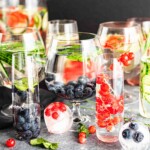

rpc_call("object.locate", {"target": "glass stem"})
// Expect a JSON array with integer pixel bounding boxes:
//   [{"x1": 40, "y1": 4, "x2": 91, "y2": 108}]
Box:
[{"x1": 72, "y1": 102, "x2": 81, "y2": 122}]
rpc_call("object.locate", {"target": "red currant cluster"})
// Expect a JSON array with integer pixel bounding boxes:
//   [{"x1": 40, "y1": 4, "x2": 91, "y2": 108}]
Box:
[
  {"x1": 78, "y1": 125, "x2": 96, "y2": 144},
  {"x1": 96, "y1": 73, "x2": 124, "y2": 132},
  {"x1": 118, "y1": 52, "x2": 134, "y2": 66},
  {"x1": 45, "y1": 102, "x2": 67, "y2": 119}
]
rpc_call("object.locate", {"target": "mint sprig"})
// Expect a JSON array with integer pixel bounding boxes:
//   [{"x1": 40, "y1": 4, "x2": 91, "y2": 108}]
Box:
[
  {"x1": 78, "y1": 123, "x2": 89, "y2": 136},
  {"x1": 30, "y1": 138, "x2": 58, "y2": 150}
]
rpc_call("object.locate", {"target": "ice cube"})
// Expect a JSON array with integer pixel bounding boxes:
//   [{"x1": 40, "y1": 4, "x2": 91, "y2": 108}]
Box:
[
  {"x1": 119, "y1": 122, "x2": 150, "y2": 150},
  {"x1": 44, "y1": 102, "x2": 73, "y2": 134}
]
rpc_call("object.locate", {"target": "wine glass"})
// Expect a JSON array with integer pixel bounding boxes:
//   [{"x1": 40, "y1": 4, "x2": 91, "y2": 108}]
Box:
[
  {"x1": 97, "y1": 21, "x2": 142, "y2": 106},
  {"x1": 46, "y1": 19, "x2": 78, "y2": 54},
  {"x1": 1, "y1": 0, "x2": 48, "y2": 41},
  {"x1": 45, "y1": 32, "x2": 101, "y2": 123},
  {"x1": 0, "y1": 27, "x2": 46, "y2": 116}
]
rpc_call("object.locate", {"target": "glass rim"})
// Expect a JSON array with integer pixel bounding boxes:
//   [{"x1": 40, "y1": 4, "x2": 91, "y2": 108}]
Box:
[
  {"x1": 51, "y1": 32, "x2": 100, "y2": 42},
  {"x1": 99, "y1": 21, "x2": 141, "y2": 29},
  {"x1": 48, "y1": 19, "x2": 77, "y2": 25}
]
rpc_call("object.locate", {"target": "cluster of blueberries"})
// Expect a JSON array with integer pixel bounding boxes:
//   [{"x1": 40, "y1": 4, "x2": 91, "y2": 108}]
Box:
[
  {"x1": 122, "y1": 122, "x2": 144, "y2": 143},
  {"x1": 14, "y1": 104, "x2": 40, "y2": 141},
  {"x1": 45, "y1": 75, "x2": 96, "y2": 100}
]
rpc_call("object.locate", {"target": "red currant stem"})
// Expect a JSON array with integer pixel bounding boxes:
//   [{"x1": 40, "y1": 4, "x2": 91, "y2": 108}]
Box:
[{"x1": 103, "y1": 78, "x2": 117, "y2": 96}]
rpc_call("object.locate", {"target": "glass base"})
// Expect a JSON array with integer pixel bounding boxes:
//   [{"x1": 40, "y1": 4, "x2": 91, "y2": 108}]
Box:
[
  {"x1": 96, "y1": 134, "x2": 118, "y2": 143},
  {"x1": 73, "y1": 115, "x2": 90, "y2": 123}
]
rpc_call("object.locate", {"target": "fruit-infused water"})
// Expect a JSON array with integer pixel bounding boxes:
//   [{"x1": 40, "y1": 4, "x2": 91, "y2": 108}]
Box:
[
  {"x1": 119, "y1": 122, "x2": 150, "y2": 150},
  {"x1": 45, "y1": 44, "x2": 97, "y2": 101},
  {"x1": 101, "y1": 34, "x2": 141, "y2": 79},
  {"x1": 13, "y1": 78, "x2": 41, "y2": 140},
  {"x1": 95, "y1": 55, "x2": 124, "y2": 143},
  {"x1": 139, "y1": 56, "x2": 150, "y2": 118},
  {"x1": 0, "y1": 1, "x2": 48, "y2": 40},
  {"x1": 44, "y1": 102, "x2": 73, "y2": 134}
]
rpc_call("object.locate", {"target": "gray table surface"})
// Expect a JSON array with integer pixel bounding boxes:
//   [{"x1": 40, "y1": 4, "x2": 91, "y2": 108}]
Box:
[{"x1": 0, "y1": 85, "x2": 150, "y2": 150}]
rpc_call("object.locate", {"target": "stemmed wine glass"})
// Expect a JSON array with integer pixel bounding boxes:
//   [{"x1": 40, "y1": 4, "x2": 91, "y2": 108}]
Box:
[
  {"x1": 45, "y1": 32, "x2": 101, "y2": 123},
  {"x1": 46, "y1": 19, "x2": 78, "y2": 54},
  {"x1": 0, "y1": 27, "x2": 46, "y2": 116},
  {"x1": 97, "y1": 21, "x2": 142, "y2": 106}
]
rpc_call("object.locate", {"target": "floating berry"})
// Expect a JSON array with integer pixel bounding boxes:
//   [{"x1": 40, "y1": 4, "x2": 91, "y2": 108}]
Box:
[
  {"x1": 52, "y1": 112, "x2": 59, "y2": 119},
  {"x1": 45, "y1": 108, "x2": 51, "y2": 117},
  {"x1": 128, "y1": 52, "x2": 134, "y2": 60},
  {"x1": 59, "y1": 104, "x2": 67, "y2": 112},
  {"x1": 5, "y1": 138, "x2": 16, "y2": 148},
  {"x1": 100, "y1": 82, "x2": 109, "y2": 92},
  {"x1": 129, "y1": 122, "x2": 138, "y2": 130},
  {"x1": 132, "y1": 131, "x2": 144, "y2": 143},
  {"x1": 122, "y1": 129, "x2": 131, "y2": 139}
]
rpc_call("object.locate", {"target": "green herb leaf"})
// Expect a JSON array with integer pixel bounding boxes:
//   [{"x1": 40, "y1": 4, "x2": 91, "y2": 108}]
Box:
[
  {"x1": 78, "y1": 123, "x2": 89, "y2": 136},
  {"x1": 30, "y1": 138, "x2": 58, "y2": 150}
]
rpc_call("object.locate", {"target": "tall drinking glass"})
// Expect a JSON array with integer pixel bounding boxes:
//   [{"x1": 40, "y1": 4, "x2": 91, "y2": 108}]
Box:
[
  {"x1": 45, "y1": 32, "x2": 101, "y2": 123},
  {"x1": 46, "y1": 19, "x2": 78, "y2": 54},
  {"x1": 12, "y1": 52, "x2": 40, "y2": 141},
  {"x1": 96, "y1": 53, "x2": 124, "y2": 143},
  {"x1": 97, "y1": 21, "x2": 142, "y2": 106}
]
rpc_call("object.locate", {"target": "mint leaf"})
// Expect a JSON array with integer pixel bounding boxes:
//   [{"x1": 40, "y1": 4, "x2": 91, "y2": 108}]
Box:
[
  {"x1": 30, "y1": 138, "x2": 58, "y2": 150},
  {"x1": 78, "y1": 123, "x2": 89, "y2": 136}
]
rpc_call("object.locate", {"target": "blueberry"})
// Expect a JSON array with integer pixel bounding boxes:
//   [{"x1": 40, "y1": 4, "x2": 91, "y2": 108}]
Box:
[
  {"x1": 78, "y1": 76, "x2": 90, "y2": 85},
  {"x1": 132, "y1": 131, "x2": 144, "y2": 143},
  {"x1": 18, "y1": 116, "x2": 25, "y2": 124},
  {"x1": 67, "y1": 81, "x2": 77, "y2": 86},
  {"x1": 45, "y1": 73, "x2": 55, "y2": 82},
  {"x1": 86, "y1": 82, "x2": 95, "y2": 90},
  {"x1": 122, "y1": 129, "x2": 131, "y2": 139},
  {"x1": 16, "y1": 123, "x2": 23, "y2": 131},
  {"x1": 75, "y1": 84, "x2": 84, "y2": 92},
  {"x1": 83, "y1": 87, "x2": 93, "y2": 98},
  {"x1": 23, "y1": 122, "x2": 31, "y2": 131},
  {"x1": 22, "y1": 130, "x2": 33, "y2": 140},
  {"x1": 31, "y1": 123, "x2": 38, "y2": 132},
  {"x1": 75, "y1": 90, "x2": 83, "y2": 98},
  {"x1": 129, "y1": 122, "x2": 138, "y2": 130},
  {"x1": 32, "y1": 128, "x2": 40, "y2": 138},
  {"x1": 59, "y1": 88, "x2": 66, "y2": 95},
  {"x1": 91, "y1": 78, "x2": 96, "y2": 85},
  {"x1": 47, "y1": 85, "x2": 57, "y2": 94},
  {"x1": 65, "y1": 85, "x2": 75, "y2": 90},
  {"x1": 18, "y1": 108, "x2": 29, "y2": 119},
  {"x1": 17, "y1": 91, "x2": 27, "y2": 100},
  {"x1": 66, "y1": 89, "x2": 75, "y2": 100}
]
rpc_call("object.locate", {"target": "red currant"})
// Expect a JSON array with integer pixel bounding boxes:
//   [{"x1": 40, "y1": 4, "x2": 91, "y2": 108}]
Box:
[
  {"x1": 59, "y1": 104, "x2": 67, "y2": 112},
  {"x1": 109, "y1": 64, "x2": 113, "y2": 70},
  {"x1": 119, "y1": 53, "x2": 129, "y2": 64},
  {"x1": 5, "y1": 138, "x2": 16, "y2": 148},
  {"x1": 78, "y1": 137, "x2": 86, "y2": 144},
  {"x1": 100, "y1": 82, "x2": 109, "y2": 92},
  {"x1": 45, "y1": 108, "x2": 51, "y2": 117},
  {"x1": 79, "y1": 132, "x2": 86, "y2": 138},
  {"x1": 128, "y1": 52, "x2": 134, "y2": 60},
  {"x1": 52, "y1": 112, "x2": 59, "y2": 119},
  {"x1": 88, "y1": 125, "x2": 96, "y2": 134}
]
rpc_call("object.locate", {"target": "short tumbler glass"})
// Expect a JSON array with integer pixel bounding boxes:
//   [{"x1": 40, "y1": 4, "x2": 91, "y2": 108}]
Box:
[
  {"x1": 12, "y1": 52, "x2": 41, "y2": 141},
  {"x1": 95, "y1": 53, "x2": 124, "y2": 143}
]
